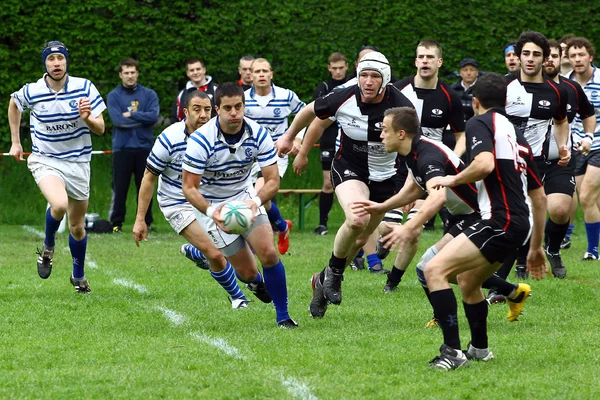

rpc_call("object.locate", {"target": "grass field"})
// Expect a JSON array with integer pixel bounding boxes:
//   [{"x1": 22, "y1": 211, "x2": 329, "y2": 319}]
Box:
[{"x1": 1, "y1": 223, "x2": 599, "y2": 399}]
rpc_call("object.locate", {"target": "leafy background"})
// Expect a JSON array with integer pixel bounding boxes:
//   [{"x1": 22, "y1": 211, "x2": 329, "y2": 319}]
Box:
[{"x1": 1, "y1": 0, "x2": 599, "y2": 223}]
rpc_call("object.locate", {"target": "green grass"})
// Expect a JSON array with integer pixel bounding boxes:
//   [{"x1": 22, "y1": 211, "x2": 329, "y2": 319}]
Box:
[{"x1": 1, "y1": 224, "x2": 599, "y2": 399}]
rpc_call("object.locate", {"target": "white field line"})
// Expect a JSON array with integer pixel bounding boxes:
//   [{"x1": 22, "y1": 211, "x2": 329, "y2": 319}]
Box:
[
  {"x1": 22, "y1": 225, "x2": 45, "y2": 239},
  {"x1": 113, "y1": 278, "x2": 148, "y2": 294},
  {"x1": 21, "y1": 226, "x2": 313, "y2": 397},
  {"x1": 156, "y1": 306, "x2": 186, "y2": 326},
  {"x1": 281, "y1": 375, "x2": 318, "y2": 400},
  {"x1": 190, "y1": 332, "x2": 246, "y2": 360}
]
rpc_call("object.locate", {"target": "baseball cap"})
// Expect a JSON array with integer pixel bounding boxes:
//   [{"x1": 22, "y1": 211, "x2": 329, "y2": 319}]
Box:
[{"x1": 459, "y1": 58, "x2": 478, "y2": 69}]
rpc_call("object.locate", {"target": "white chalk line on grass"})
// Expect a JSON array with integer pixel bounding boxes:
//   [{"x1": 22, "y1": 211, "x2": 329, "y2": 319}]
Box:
[
  {"x1": 156, "y1": 306, "x2": 186, "y2": 326},
  {"x1": 190, "y1": 332, "x2": 246, "y2": 360},
  {"x1": 113, "y1": 278, "x2": 148, "y2": 294},
  {"x1": 23, "y1": 225, "x2": 45, "y2": 239},
  {"x1": 21, "y1": 226, "x2": 316, "y2": 399},
  {"x1": 281, "y1": 375, "x2": 319, "y2": 400}
]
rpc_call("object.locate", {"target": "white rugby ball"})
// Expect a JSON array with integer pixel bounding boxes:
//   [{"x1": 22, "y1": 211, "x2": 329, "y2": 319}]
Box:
[{"x1": 221, "y1": 201, "x2": 254, "y2": 234}]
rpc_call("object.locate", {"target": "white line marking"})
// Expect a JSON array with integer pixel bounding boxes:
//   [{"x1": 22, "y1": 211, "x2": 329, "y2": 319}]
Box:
[
  {"x1": 156, "y1": 306, "x2": 186, "y2": 326},
  {"x1": 23, "y1": 225, "x2": 45, "y2": 239},
  {"x1": 113, "y1": 278, "x2": 148, "y2": 294},
  {"x1": 190, "y1": 332, "x2": 245, "y2": 359},
  {"x1": 87, "y1": 260, "x2": 98, "y2": 270},
  {"x1": 281, "y1": 375, "x2": 318, "y2": 400}
]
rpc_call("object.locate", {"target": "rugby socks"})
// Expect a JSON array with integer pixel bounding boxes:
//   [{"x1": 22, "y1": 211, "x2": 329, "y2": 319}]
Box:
[
  {"x1": 319, "y1": 192, "x2": 334, "y2": 227},
  {"x1": 463, "y1": 300, "x2": 489, "y2": 350},
  {"x1": 69, "y1": 233, "x2": 87, "y2": 279},
  {"x1": 210, "y1": 262, "x2": 247, "y2": 301},
  {"x1": 482, "y1": 274, "x2": 517, "y2": 297},
  {"x1": 321, "y1": 253, "x2": 347, "y2": 281},
  {"x1": 356, "y1": 248, "x2": 365, "y2": 258},
  {"x1": 44, "y1": 207, "x2": 62, "y2": 247},
  {"x1": 565, "y1": 224, "x2": 575, "y2": 241},
  {"x1": 366, "y1": 253, "x2": 382, "y2": 270},
  {"x1": 495, "y1": 252, "x2": 516, "y2": 280},
  {"x1": 186, "y1": 245, "x2": 205, "y2": 262},
  {"x1": 267, "y1": 200, "x2": 288, "y2": 233},
  {"x1": 387, "y1": 267, "x2": 405, "y2": 285},
  {"x1": 546, "y1": 218, "x2": 569, "y2": 254},
  {"x1": 429, "y1": 288, "x2": 461, "y2": 350},
  {"x1": 584, "y1": 222, "x2": 600, "y2": 258},
  {"x1": 262, "y1": 260, "x2": 290, "y2": 323}
]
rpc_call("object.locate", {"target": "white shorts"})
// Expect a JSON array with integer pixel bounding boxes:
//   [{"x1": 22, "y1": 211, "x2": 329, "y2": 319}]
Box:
[
  {"x1": 160, "y1": 202, "x2": 196, "y2": 234},
  {"x1": 27, "y1": 153, "x2": 90, "y2": 200},
  {"x1": 250, "y1": 155, "x2": 288, "y2": 183},
  {"x1": 194, "y1": 188, "x2": 267, "y2": 249}
]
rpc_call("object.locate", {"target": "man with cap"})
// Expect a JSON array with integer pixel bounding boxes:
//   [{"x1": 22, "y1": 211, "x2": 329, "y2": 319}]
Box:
[
  {"x1": 276, "y1": 51, "x2": 415, "y2": 317},
  {"x1": 8, "y1": 41, "x2": 106, "y2": 293},
  {"x1": 451, "y1": 58, "x2": 479, "y2": 121}
]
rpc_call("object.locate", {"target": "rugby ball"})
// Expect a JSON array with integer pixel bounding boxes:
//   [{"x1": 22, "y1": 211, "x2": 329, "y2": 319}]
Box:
[{"x1": 221, "y1": 201, "x2": 254, "y2": 234}]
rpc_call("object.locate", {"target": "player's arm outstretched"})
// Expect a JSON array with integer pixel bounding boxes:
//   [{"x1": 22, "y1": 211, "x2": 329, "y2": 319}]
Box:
[
  {"x1": 276, "y1": 102, "x2": 317, "y2": 155},
  {"x1": 293, "y1": 116, "x2": 334, "y2": 175},
  {"x1": 133, "y1": 170, "x2": 159, "y2": 246},
  {"x1": 433, "y1": 151, "x2": 494, "y2": 188},
  {"x1": 352, "y1": 174, "x2": 424, "y2": 216}
]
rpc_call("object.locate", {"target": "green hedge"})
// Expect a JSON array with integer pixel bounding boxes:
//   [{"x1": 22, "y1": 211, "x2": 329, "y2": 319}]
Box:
[{"x1": 2, "y1": 0, "x2": 600, "y2": 224}]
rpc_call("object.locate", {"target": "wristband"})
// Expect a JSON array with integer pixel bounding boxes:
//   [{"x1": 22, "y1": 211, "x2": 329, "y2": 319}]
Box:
[
  {"x1": 205, "y1": 206, "x2": 216, "y2": 219},
  {"x1": 251, "y1": 196, "x2": 262, "y2": 207},
  {"x1": 581, "y1": 136, "x2": 593, "y2": 145},
  {"x1": 585, "y1": 132, "x2": 595, "y2": 141}
]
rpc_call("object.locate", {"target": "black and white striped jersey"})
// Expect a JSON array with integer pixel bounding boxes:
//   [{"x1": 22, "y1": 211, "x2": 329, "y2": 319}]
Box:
[
  {"x1": 466, "y1": 108, "x2": 534, "y2": 232},
  {"x1": 314, "y1": 83, "x2": 414, "y2": 182},
  {"x1": 394, "y1": 76, "x2": 465, "y2": 142},
  {"x1": 505, "y1": 72, "x2": 568, "y2": 158}
]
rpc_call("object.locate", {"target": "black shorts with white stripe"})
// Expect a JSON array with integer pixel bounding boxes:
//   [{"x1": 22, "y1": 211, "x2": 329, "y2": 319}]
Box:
[
  {"x1": 446, "y1": 212, "x2": 480, "y2": 238},
  {"x1": 464, "y1": 220, "x2": 530, "y2": 264},
  {"x1": 330, "y1": 158, "x2": 401, "y2": 203}
]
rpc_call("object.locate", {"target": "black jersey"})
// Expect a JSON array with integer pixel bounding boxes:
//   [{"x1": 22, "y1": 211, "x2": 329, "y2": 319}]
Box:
[
  {"x1": 314, "y1": 83, "x2": 414, "y2": 182},
  {"x1": 405, "y1": 136, "x2": 478, "y2": 216},
  {"x1": 548, "y1": 76, "x2": 595, "y2": 160},
  {"x1": 466, "y1": 108, "x2": 533, "y2": 231},
  {"x1": 505, "y1": 72, "x2": 568, "y2": 158},
  {"x1": 394, "y1": 76, "x2": 465, "y2": 142}
]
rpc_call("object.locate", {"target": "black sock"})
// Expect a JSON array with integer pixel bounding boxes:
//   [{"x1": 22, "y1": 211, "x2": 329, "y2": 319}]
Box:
[
  {"x1": 387, "y1": 266, "x2": 405, "y2": 284},
  {"x1": 329, "y1": 252, "x2": 347, "y2": 274},
  {"x1": 496, "y1": 252, "x2": 516, "y2": 280},
  {"x1": 319, "y1": 192, "x2": 334, "y2": 226},
  {"x1": 482, "y1": 274, "x2": 517, "y2": 297},
  {"x1": 463, "y1": 300, "x2": 489, "y2": 349},
  {"x1": 546, "y1": 219, "x2": 569, "y2": 254},
  {"x1": 429, "y1": 288, "x2": 461, "y2": 349}
]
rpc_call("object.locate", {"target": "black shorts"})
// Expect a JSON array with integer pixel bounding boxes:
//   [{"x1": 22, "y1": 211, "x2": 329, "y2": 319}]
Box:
[
  {"x1": 574, "y1": 149, "x2": 600, "y2": 176},
  {"x1": 544, "y1": 158, "x2": 575, "y2": 196},
  {"x1": 330, "y1": 158, "x2": 399, "y2": 203},
  {"x1": 446, "y1": 212, "x2": 480, "y2": 238},
  {"x1": 320, "y1": 146, "x2": 335, "y2": 171},
  {"x1": 464, "y1": 219, "x2": 530, "y2": 264}
]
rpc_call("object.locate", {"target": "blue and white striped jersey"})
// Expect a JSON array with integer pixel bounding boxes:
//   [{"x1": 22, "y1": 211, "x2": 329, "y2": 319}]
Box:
[
  {"x1": 244, "y1": 84, "x2": 305, "y2": 142},
  {"x1": 11, "y1": 74, "x2": 106, "y2": 162},
  {"x1": 146, "y1": 121, "x2": 189, "y2": 208},
  {"x1": 569, "y1": 66, "x2": 600, "y2": 151},
  {"x1": 183, "y1": 117, "x2": 277, "y2": 202}
]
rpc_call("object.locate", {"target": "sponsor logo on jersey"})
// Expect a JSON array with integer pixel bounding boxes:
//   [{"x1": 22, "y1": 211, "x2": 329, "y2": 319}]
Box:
[
  {"x1": 214, "y1": 168, "x2": 249, "y2": 179},
  {"x1": 512, "y1": 96, "x2": 525, "y2": 106},
  {"x1": 538, "y1": 100, "x2": 551, "y2": 108},
  {"x1": 431, "y1": 108, "x2": 443, "y2": 116},
  {"x1": 567, "y1": 104, "x2": 572, "y2": 112},
  {"x1": 45, "y1": 122, "x2": 78, "y2": 132},
  {"x1": 39, "y1": 105, "x2": 48, "y2": 113},
  {"x1": 471, "y1": 135, "x2": 483, "y2": 149},
  {"x1": 346, "y1": 117, "x2": 361, "y2": 129},
  {"x1": 245, "y1": 147, "x2": 254, "y2": 160},
  {"x1": 374, "y1": 121, "x2": 383, "y2": 130},
  {"x1": 69, "y1": 100, "x2": 78, "y2": 110},
  {"x1": 273, "y1": 108, "x2": 281, "y2": 117},
  {"x1": 425, "y1": 164, "x2": 441, "y2": 175},
  {"x1": 592, "y1": 91, "x2": 598, "y2": 98}
]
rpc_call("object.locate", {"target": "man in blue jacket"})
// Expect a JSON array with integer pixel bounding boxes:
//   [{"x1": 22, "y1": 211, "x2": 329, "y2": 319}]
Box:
[{"x1": 108, "y1": 58, "x2": 160, "y2": 232}]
